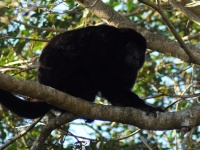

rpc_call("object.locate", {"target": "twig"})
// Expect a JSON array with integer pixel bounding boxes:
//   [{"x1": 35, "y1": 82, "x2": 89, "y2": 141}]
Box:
[
  {"x1": 59, "y1": 127, "x2": 141, "y2": 143},
  {"x1": 146, "y1": 92, "x2": 200, "y2": 100},
  {"x1": 124, "y1": 7, "x2": 150, "y2": 17},
  {"x1": 14, "y1": 20, "x2": 66, "y2": 33},
  {"x1": 124, "y1": 3, "x2": 173, "y2": 17},
  {"x1": 0, "y1": 36, "x2": 49, "y2": 42},
  {"x1": 181, "y1": 128, "x2": 194, "y2": 150},
  {"x1": 182, "y1": 32, "x2": 200, "y2": 41},
  {"x1": 140, "y1": 135, "x2": 153, "y2": 150},
  {"x1": 62, "y1": 129, "x2": 97, "y2": 141}
]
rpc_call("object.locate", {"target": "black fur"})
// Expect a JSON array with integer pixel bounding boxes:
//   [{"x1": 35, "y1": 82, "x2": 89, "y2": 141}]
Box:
[{"x1": 0, "y1": 25, "x2": 163, "y2": 119}]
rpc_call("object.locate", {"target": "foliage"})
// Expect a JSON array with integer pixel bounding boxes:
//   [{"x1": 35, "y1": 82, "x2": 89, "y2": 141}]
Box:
[{"x1": 0, "y1": 0, "x2": 200, "y2": 149}]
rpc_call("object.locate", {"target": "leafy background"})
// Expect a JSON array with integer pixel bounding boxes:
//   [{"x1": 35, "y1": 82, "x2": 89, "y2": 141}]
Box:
[{"x1": 0, "y1": 0, "x2": 200, "y2": 149}]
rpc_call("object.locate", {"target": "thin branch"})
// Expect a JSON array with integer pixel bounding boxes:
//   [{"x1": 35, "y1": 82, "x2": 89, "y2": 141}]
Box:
[
  {"x1": 169, "y1": 0, "x2": 200, "y2": 26},
  {"x1": 59, "y1": 129, "x2": 97, "y2": 141},
  {"x1": 30, "y1": 113, "x2": 77, "y2": 150},
  {"x1": 0, "y1": 117, "x2": 42, "y2": 150},
  {"x1": 146, "y1": 93, "x2": 200, "y2": 100},
  {"x1": 11, "y1": 66, "x2": 37, "y2": 76},
  {"x1": 0, "y1": 36, "x2": 49, "y2": 42},
  {"x1": 138, "y1": 0, "x2": 198, "y2": 64},
  {"x1": 140, "y1": 135, "x2": 153, "y2": 150},
  {"x1": 181, "y1": 128, "x2": 194, "y2": 150},
  {"x1": 182, "y1": 32, "x2": 200, "y2": 41},
  {"x1": 124, "y1": 7, "x2": 150, "y2": 17},
  {"x1": 3, "y1": 60, "x2": 31, "y2": 66},
  {"x1": 0, "y1": 65, "x2": 37, "y2": 73},
  {"x1": 109, "y1": 129, "x2": 141, "y2": 141},
  {"x1": 14, "y1": 20, "x2": 66, "y2": 33},
  {"x1": 164, "y1": 98, "x2": 182, "y2": 110},
  {"x1": 59, "y1": 125, "x2": 141, "y2": 142},
  {"x1": 124, "y1": 2, "x2": 169, "y2": 17}
]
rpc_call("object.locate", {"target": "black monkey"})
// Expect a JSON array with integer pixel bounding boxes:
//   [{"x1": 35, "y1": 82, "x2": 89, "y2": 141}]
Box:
[{"x1": 0, "y1": 25, "x2": 163, "y2": 120}]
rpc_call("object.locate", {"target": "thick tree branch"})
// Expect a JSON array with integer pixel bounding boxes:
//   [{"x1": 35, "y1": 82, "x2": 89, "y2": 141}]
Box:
[
  {"x1": 75, "y1": 0, "x2": 200, "y2": 65},
  {"x1": 1, "y1": 73, "x2": 200, "y2": 130}
]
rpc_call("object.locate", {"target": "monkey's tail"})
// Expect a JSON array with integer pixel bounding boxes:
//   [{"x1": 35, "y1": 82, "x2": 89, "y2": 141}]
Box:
[{"x1": 0, "y1": 89, "x2": 51, "y2": 119}]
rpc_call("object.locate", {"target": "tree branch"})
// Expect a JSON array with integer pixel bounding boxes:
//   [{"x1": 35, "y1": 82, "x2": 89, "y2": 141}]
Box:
[
  {"x1": 182, "y1": 32, "x2": 200, "y2": 41},
  {"x1": 169, "y1": 0, "x2": 200, "y2": 26},
  {"x1": 1, "y1": 73, "x2": 200, "y2": 130},
  {"x1": 138, "y1": 0, "x2": 198, "y2": 64},
  {"x1": 14, "y1": 20, "x2": 66, "y2": 33},
  {"x1": 30, "y1": 113, "x2": 77, "y2": 150},
  {"x1": 0, "y1": 36, "x2": 48, "y2": 42}
]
